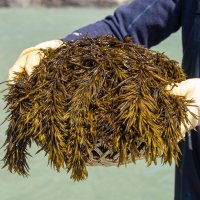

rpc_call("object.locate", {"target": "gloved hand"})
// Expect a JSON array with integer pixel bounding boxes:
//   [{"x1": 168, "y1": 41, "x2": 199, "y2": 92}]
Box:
[
  {"x1": 167, "y1": 78, "x2": 200, "y2": 136},
  {"x1": 8, "y1": 40, "x2": 63, "y2": 82}
]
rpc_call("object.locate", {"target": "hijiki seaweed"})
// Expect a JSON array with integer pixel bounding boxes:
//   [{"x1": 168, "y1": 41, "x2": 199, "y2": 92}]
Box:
[{"x1": 1, "y1": 35, "x2": 196, "y2": 181}]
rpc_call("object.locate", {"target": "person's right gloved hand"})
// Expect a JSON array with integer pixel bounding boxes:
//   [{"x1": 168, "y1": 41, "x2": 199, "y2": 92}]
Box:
[{"x1": 8, "y1": 40, "x2": 63, "y2": 82}]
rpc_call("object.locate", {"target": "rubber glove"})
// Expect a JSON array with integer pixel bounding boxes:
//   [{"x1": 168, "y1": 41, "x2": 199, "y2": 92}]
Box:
[
  {"x1": 167, "y1": 78, "x2": 200, "y2": 136},
  {"x1": 8, "y1": 40, "x2": 63, "y2": 82}
]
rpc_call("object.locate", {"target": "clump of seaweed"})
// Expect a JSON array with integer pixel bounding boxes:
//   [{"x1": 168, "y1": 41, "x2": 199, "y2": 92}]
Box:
[{"x1": 1, "y1": 35, "x2": 196, "y2": 181}]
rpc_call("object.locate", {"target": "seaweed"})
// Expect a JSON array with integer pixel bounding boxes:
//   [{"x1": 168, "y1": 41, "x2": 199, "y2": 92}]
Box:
[{"x1": 1, "y1": 35, "x2": 196, "y2": 181}]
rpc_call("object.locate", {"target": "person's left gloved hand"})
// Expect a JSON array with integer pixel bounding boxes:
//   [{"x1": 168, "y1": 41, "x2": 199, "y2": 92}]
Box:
[
  {"x1": 167, "y1": 78, "x2": 200, "y2": 136},
  {"x1": 8, "y1": 40, "x2": 63, "y2": 82}
]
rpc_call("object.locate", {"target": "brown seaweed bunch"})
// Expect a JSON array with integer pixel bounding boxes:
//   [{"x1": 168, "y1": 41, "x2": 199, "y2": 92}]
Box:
[{"x1": 2, "y1": 35, "x2": 195, "y2": 181}]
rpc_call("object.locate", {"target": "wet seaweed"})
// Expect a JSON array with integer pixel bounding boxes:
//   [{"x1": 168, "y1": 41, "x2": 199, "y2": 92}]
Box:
[{"x1": 1, "y1": 35, "x2": 196, "y2": 181}]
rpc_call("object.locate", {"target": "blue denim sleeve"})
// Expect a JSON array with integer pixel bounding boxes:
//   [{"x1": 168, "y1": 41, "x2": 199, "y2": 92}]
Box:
[{"x1": 62, "y1": 0, "x2": 182, "y2": 48}]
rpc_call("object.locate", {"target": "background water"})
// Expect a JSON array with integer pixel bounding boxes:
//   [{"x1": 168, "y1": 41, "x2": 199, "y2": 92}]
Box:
[{"x1": 0, "y1": 7, "x2": 182, "y2": 200}]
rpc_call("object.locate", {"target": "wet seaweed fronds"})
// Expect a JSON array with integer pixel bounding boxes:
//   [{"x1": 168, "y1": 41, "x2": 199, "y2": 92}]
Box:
[
  {"x1": 2, "y1": 71, "x2": 32, "y2": 176},
  {"x1": 2, "y1": 35, "x2": 195, "y2": 181}
]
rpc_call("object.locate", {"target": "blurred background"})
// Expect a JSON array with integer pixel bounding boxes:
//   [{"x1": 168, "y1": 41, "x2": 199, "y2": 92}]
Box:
[
  {"x1": 0, "y1": 0, "x2": 129, "y2": 7},
  {"x1": 0, "y1": 1, "x2": 182, "y2": 200}
]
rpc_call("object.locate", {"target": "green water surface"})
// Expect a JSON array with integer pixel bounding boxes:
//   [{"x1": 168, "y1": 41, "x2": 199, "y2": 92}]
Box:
[{"x1": 0, "y1": 7, "x2": 182, "y2": 200}]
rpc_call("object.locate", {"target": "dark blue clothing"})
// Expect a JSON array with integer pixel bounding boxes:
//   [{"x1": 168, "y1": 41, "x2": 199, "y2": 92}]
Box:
[
  {"x1": 62, "y1": 1, "x2": 200, "y2": 199},
  {"x1": 63, "y1": 0, "x2": 182, "y2": 48}
]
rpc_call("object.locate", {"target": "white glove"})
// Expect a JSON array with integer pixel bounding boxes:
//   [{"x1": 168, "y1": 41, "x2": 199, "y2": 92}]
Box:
[
  {"x1": 8, "y1": 40, "x2": 63, "y2": 82},
  {"x1": 168, "y1": 78, "x2": 200, "y2": 135}
]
